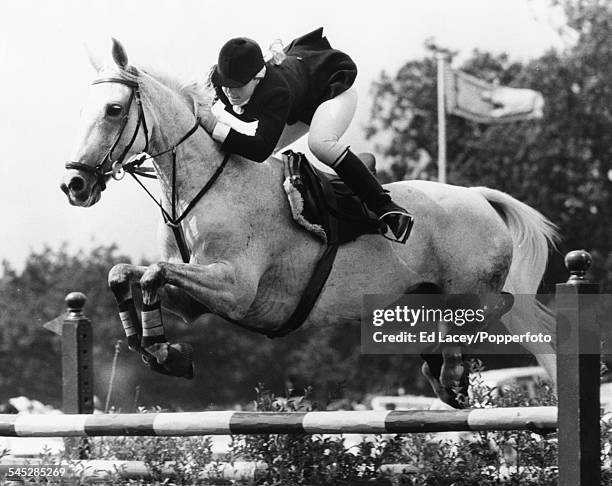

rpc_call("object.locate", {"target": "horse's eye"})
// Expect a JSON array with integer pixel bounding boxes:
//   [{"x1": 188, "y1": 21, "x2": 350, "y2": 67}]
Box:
[{"x1": 106, "y1": 104, "x2": 123, "y2": 117}]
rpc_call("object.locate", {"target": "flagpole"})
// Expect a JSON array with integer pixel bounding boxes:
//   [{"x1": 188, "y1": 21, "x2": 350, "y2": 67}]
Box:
[{"x1": 436, "y1": 51, "x2": 447, "y2": 184}]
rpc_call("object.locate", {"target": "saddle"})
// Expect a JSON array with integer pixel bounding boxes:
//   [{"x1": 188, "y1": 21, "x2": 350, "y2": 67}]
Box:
[
  {"x1": 250, "y1": 151, "x2": 381, "y2": 340},
  {"x1": 282, "y1": 150, "x2": 381, "y2": 244}
]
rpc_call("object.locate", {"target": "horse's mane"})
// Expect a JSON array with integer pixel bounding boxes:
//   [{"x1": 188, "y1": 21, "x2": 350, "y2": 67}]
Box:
[
  {"x1": 93, "y1": 49, "x2": 216, "y2": 115},
  {"x1": 139, "y1": 65, "x2": 215, "y2": 111}
]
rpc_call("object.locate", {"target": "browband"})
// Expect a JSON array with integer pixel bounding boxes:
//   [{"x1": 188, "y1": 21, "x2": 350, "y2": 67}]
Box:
[{"x1": 92, "y1": 77, "x2": 139, "y2": 88}]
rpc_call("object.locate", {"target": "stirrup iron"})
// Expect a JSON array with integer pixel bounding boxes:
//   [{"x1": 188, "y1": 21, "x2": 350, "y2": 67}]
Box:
[{"x1": 379, "y1": 210, "x2": 414, "y2": 244}]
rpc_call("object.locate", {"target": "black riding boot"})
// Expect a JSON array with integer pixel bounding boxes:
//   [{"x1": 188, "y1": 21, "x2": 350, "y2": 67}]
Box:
[{"x1": 333, "y1": 150, "x2": 414, "y2": 243}]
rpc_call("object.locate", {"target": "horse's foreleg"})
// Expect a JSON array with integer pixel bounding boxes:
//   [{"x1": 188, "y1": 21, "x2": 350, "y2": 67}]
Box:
[
  {"x1": 108, "y1": 263, "x2": 147, "y2": 352},
  {"x1": 108, "y1": 264, "x2": 207, "y2": 380},
  {"x1": 158, "y1": 284, "x2": 211, "y2": 324},
  {"x1": 137, "y1": 260, "x2": 256, "y2": 377},
  {"x1": 140, "y1": 260, "x2": 256, "y2": 320}
]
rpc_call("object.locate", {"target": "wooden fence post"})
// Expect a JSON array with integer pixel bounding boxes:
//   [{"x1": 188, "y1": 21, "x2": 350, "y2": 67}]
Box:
[
  {"x1": 62, "y1": 292, "x2": 94, "y2": 415},
  {"x1": 556, "y1": 250, "x2": 600, "y2": 486}
]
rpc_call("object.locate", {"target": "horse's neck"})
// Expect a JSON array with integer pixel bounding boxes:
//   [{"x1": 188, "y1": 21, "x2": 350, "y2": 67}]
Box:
[
  {"x1": 143, "y1": 81, "x2": 282, "y2": 219},
  {"x1": 144, "y1": 88, "x2": 207, "y2": 202}
]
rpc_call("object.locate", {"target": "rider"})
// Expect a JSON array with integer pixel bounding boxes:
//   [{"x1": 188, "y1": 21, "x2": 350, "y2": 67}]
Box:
[{"x1": 199, "y1": 27, "x2": 414, "y2": 243}]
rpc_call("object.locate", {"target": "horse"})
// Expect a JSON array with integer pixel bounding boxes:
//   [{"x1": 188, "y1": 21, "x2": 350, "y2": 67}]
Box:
[{"x1": 61, "y1": 39, "x2": 558, "y2": 407}]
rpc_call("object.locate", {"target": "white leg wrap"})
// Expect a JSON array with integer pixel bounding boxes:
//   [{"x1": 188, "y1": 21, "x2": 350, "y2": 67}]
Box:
[
  {"x1": 142, "y1": 309, "x2": 164, "y2": 337},
  {"x1": 119, "y1": 311, "x2": 137, "y2": 337}
]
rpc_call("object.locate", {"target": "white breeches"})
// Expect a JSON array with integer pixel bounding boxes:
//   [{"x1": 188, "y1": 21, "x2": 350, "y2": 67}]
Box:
[{"x1": 274, "y1": 86, "x2": 358, "y2": 167}]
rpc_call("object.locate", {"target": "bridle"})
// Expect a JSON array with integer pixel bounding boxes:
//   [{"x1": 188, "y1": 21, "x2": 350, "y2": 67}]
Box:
[
  {"x1": 65, "y1": 77, "x2": 150, "y2": 191},
  {"x1": 65, "y1": 76, "x2": 231, "y2": 263}
]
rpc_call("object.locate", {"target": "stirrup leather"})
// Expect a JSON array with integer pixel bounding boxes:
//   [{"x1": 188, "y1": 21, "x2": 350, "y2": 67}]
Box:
[{"x1": 379, "y1": 210, "x2": 414, "y2": 244}]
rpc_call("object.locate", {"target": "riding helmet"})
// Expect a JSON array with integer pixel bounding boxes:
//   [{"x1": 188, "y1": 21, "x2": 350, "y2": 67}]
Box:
[{"x1": 212, "y1": 37, "x2": 265, "y2": 88}]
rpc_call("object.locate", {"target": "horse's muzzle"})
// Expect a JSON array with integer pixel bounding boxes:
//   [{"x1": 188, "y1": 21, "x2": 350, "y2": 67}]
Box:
[{"x1": 60, "y1": 171, "x2": 101, "y2": 207}]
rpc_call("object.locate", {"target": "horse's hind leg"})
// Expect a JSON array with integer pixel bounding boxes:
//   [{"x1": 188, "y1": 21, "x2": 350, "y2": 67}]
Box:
[
  {"x1": 423, "y1": 248, "x2": 512, "y2": 408},
  {"x1": 503, "y1": 298, "x2": 557, "y2": 385},
  {"x1": 421, "y1": 346, "x2": 468, "y2": 408},
  {"x1": 409, "y1": 284, "x2": 472, "y2": 408}
]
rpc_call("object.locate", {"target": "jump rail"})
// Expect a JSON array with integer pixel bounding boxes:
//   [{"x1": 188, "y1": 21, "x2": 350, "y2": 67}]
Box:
[{"x1": 0, "y1": 407, "x2": 557, "y2": 437}]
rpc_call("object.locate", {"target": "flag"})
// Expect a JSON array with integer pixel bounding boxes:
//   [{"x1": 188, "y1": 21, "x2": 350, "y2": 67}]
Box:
[{"x1": 444, "y1": 66, "x2": 544, "y2": 123}]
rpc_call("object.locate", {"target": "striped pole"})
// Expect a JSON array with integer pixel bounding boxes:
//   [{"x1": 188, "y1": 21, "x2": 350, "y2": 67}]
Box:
[{"x1": 0, "y1": 407, "x2": 556, "y2": 437}]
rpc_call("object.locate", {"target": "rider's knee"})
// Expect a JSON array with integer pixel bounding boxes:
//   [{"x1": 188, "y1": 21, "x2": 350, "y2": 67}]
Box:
[{"x1": 307, "y1": 135, "x2": 344, "y2": 167}]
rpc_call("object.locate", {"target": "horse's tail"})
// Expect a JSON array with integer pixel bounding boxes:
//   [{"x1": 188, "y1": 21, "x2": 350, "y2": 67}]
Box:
[
  {"x1": 470, "y1": 186, "x2": 559, "y2": 294},
  {"x1": 470, "y1": 187, "x2": 559, "y2": 379}
]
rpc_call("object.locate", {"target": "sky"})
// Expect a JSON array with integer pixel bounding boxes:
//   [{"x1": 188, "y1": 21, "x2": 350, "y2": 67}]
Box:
[{"x1": 0, "y1": 0, "x2": 567, "y2": 270}]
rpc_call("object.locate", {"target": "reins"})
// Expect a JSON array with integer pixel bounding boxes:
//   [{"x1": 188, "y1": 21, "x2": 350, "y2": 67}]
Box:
[{"x1": 65, "y1": 76, "x2": 231, "y2": 263}]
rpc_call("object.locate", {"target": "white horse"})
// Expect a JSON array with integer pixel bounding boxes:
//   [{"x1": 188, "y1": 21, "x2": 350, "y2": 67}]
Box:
[{"x1": 61, "y1": 40, "x2": 558, "y2": 407}]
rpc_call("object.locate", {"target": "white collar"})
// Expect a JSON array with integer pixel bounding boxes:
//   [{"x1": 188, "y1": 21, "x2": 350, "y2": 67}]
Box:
[{"x1": 231, "y1": 98, "x2": 251, "y2": 114}]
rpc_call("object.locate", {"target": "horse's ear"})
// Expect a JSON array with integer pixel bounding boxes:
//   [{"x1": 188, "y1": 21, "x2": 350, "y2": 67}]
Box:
[{"x1": 111, "y1": 38, "x2": 129, "y2": 68}]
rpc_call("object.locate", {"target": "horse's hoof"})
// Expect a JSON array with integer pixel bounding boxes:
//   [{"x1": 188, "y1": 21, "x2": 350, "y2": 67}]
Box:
[
  {"x1": 440, "y1": 352, "x2": 465, "y2": 389},
  {"x1": 141, "y1": 353, "x2": 175, "y2": 377},
  {"x1": 171, "y1": 342, "x2": 194, "y2": 361},
  {"x1": 421, "y1": 353, "x2": 469, "y2": 409},
  {"x1": 166, "y1": 343, "x2": 194, "y2": 379},
  {"x1": 140, "y1": 343, "x2": 194, "y2": 379}
]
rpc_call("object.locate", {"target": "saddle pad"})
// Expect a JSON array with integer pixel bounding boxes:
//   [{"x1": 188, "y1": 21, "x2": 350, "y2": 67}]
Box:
[{"x1": 282, "y1": 151, "x2": 380, "y2": 245}]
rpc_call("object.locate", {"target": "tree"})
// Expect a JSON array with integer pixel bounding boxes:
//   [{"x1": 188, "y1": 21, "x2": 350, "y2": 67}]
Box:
[
  {"x1": 366, "y1": 0, "x2": 612, "y2": 287},
  {"x1": 0, "y1": 245, "x2": 121, "y2": 405}
]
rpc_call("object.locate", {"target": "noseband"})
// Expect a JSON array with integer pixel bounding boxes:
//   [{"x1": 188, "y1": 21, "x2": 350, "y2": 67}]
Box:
[{"x1": 65, "y1": 78, "x2": 149, "y2": 191}]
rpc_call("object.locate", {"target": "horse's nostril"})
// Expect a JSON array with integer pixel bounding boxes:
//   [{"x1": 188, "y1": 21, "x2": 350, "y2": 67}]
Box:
[{"x1": 68, "y1": 176, "x2": 86, "y2": 193}]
